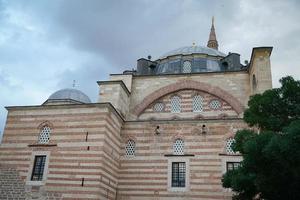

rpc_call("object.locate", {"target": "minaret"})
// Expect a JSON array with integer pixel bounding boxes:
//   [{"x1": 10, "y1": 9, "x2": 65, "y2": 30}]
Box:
[{"x1": 207, "y1": 16, "x2": 219, "y2": 50}]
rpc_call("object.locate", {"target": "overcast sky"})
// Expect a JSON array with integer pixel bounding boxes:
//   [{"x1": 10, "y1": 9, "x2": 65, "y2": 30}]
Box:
[{"x1": 0, "y1": 0, "x2": 300, "y2": 139}]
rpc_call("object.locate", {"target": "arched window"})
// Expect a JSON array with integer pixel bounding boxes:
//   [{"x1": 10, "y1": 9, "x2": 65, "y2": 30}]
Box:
[
  {"x1": 225, "y1": 138, "x2": 236, "y2": 154},
  {"x1": 173, "y1": 139, "x2": 184, "y2": 155},
  {"x1": 125, "y1": 140, "x2": 135, "y2": 157},
  {"x1": 170, "y1": 96, "x2": 181, "y2": 113},
  {"x1": 38, "y1": 126, "x2": 51, "y2": 144},
  {"x1": 182, "y1": 60, "x2": 192, "y2": 73},
  {"x1": 222, "y1": 61, "x2": 228, "y2": 71},
  {"x1": 193, "y1": 95, "x2": 203, "y2": 112}
]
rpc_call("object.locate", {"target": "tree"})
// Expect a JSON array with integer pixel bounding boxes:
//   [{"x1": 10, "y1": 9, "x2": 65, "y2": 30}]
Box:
[
  {"x1": 244, "y1": 76, "x2": 300, "y2": 132},
  {"x1": 222, "y1": 76, "x2": 300, "y2": 200}
]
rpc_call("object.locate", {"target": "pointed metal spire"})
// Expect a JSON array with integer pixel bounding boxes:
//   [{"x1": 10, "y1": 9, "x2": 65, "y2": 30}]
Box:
[{"x1": 207, "y1": 16, "x2": 219, "y2": 50}]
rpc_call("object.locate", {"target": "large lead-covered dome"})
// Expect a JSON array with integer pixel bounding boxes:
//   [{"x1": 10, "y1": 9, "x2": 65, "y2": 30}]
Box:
[
  {"x1": 47, "y1": 88, "x2": 91, "y2": 104},
  {"x1": 159, "y1": 45, "x2": 226, "y2": 59},
  {"x1": 135, "y1": 19, "x2": 244, "y2": 76}
]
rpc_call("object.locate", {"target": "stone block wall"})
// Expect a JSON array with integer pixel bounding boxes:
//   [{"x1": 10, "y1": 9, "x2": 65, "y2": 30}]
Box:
[
  {"x1": 0, "y1": 164, "x2": 26, "y2": 200},
  {"x1": 249, "y1": 47, "x2": 273, "y2": 95},
  {"x1": 98, "y1": 81, "x2": 130, "y2": 118}
]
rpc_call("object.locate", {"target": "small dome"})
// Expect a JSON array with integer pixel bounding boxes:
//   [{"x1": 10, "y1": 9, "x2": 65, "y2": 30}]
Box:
[
  {"x1": 48, "y1": 88, "x2": 91, "y2": 104},
  {"x1": 159, "y1": 45, "x2": 226, "y2": 59}
]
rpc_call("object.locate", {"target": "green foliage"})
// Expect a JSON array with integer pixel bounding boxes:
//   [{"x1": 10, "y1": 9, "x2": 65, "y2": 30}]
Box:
[
  {"x1": 244, "y1": 76, "x2": 300, "y2": 131},
  {"x1": 222, "y1": 76, "x2": 300, "y2": 200}
]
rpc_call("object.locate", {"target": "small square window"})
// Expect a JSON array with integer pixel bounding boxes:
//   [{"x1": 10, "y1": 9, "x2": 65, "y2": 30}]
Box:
[
  {"x1": 171, "y1": 162, "x2": 186, "y2": 187},
  {"x1": 226, "y1": 162, "x2": 241, "y2": 172},
  {"x1": 31, "y1": 155, "x2": 46, "y2": 181}
]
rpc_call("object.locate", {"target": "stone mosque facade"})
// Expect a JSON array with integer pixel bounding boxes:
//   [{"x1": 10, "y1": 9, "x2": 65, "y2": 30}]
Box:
[{"x1": 0, "y1": 19, "x2": 273, "y2": 200}]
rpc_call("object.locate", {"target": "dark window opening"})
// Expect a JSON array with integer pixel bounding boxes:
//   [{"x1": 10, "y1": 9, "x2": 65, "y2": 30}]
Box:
[
  {"x1": 222, "y1": 62, "x2": 228, "y2": 70},
  {"x1": 31, "y1": 155, "x2": 46, "y2": 181},
  {"x1": 252, "y1": 74, "x2": 257, "y2": 90},
  {"x1": 226, "y1": 162, "x2": 241, "y2": 172},
  {"x1": 172, "y1": 162, "x2": 186, "y2": 187}
]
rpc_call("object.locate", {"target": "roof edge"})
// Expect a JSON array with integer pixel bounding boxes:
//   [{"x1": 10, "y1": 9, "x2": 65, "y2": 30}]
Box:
[{"x1": 5, "y1": 102, "x2": 125, "y2": 122}]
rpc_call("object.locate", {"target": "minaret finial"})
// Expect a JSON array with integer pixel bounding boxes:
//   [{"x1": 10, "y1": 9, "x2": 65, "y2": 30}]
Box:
[
  {"x1": 207, "y1": 17, "x2": 219, "y2": 50},
  {"x1": 72, "y1": 80, "x2": 76, "y2": 88}
]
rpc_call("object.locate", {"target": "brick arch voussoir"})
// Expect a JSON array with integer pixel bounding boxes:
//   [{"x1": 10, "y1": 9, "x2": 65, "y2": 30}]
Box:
[
  {"x1": 133, "y1": 80, "x2": 244, "y2": 116},
  {"x1": 37, "y1": 120, "x2": 54, "y2": 130}
]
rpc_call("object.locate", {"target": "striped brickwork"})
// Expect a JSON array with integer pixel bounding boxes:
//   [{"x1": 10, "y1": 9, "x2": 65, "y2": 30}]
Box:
[
  {"x1": 0, "y1": 104, "x2": 122, "y2": 200},
  {"x1": 140, "y1": 89, "x2": 238, "y2": 120},
  {"x1": 118, "y1": 120, "x2": 247, "y2": 200}
]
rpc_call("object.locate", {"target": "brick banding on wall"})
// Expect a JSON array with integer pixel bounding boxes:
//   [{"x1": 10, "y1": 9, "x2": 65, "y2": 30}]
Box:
[{"x1": 133, "y1": 80, "x2": 244, "y2": 116}]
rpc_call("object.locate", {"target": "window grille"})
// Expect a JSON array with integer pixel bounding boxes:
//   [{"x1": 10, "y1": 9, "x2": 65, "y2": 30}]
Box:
[
  {"x1": 38, "y1": 126, "x2": 51, "y2": 144},
  {"x1": 226, "y1": 138, "x2": 236, "y2": 154},
  {"x1": 226, "y1": 162, "x2": 241, "y2": 172},
  {"x1": 153, "y1": 102, "x2": 164, "y2": 112},
  {"x1": 125, "y1": 140, "x2": 135, "y2": 157},
  {"x1": 172, "y1": 162, "x2": 186, "y2": 187},
  {"x1": 173, "y1": 139, "x2": 184, "y2": 155},
  {"x1": 193, "y1": 95, "x2": 203, "y2": 112},
  {"x1": 209, "y1": 99, "x2": 221, "y2": 110},
  {"x1": 31, "y1": 155, "x2": 46, "y2": 181},
  {"x1": 170, "y1": 96, "x2": 181, "y2": 113},
  {"x1": 182, "y1": 61, "x2": 192, "y2": 73}
]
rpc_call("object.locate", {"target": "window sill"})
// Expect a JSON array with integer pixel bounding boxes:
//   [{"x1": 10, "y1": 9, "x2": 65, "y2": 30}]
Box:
[
  {"x1": 219, "y1": 153, "x2": 241, "y2": 156},
  {"x1": 164, "y1": 154, "x2": 194, "y2": 157},
  {"x1": 25, "y1": 180, "x2": 45, "y2": 186},
  {"x1": 28, "y1": 144, "x2": 57, "y2": 147},
  {"x1": 168, "y1": 187, "x2": 189, "y2": 192}
]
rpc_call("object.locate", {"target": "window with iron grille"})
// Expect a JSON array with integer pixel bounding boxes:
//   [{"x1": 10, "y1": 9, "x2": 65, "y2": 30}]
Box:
[
  {"x1": 182, "y1": 61, "x2": 192, "y2": 73},
  {"x1": 226, "y1": 162, "x2": 241, "y2": 172},
  {"x1": 173, "y1": 139, "x2": 184, "y2": 155},
  {"x1": 153, "y1": 102, "x2": 164, "y2": 112},
  {"x1": 38, "y1": 126, "x2": 51, "y2": 144},
  {"x1": 209, "y1": 99, "x2": 221, "y2": 110},
  {"x1": 226, "y1": 138, "x2": 236, "y2": 154},
  {"x1": 193, "y1": 95, "x2": 203, "y2": 112},
  {"x1": 172, "y1": 162, "x2": 186, "y2": 187},
  {"x1": 125, "y1": 140, "x2": 135, "y2": 157},
  {"x1": 31, "y1": 155, "x2": 46, "y2": 181},
  {"x1": 170, "y1": 96, "x2": 181, "y2": 113}
]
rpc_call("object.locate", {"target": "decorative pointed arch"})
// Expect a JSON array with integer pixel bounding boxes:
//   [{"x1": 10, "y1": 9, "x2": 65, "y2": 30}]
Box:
[
  {"x1": 37, "y1": 121, "x2": 54, "y2": 130},
  {"x1": 133, "y1": 80, "x2": 244, "y2": 116}
]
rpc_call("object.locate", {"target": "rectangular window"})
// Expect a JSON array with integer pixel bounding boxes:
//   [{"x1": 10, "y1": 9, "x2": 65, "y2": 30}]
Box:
[
  {"x1": 31, "y1": 155, "x2": 46, "y2": 181},
  {"x1": 172, "y1": 162, "x2": 186, "y2": 187},
  {"x1": 226, "y1": 162, "x2": 241, "y2": 172}
]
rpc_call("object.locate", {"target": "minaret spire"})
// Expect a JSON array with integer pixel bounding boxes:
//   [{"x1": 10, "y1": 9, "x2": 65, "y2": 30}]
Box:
[{"x1": 207, "y1": 16, "x2": 219, "y2": 50}]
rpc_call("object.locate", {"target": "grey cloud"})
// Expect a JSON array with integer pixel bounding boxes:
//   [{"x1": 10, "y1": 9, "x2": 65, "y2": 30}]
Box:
[
  {"x1": 53, "y1": 0, "x2": 239, "y2": 68},
  {"x1": 0, "y1": 0, "x2": 300, "y2": 139}
]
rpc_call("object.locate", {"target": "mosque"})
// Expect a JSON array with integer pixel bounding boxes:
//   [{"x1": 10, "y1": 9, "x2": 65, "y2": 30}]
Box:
[{"x1": 0, "y1": 18, "x2": 273, "y2": 200}]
